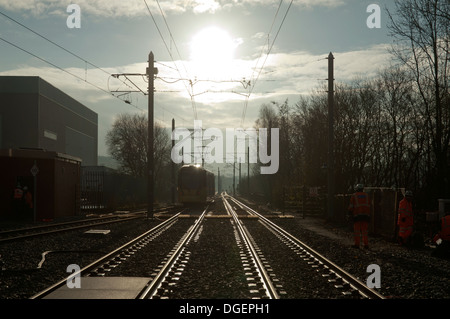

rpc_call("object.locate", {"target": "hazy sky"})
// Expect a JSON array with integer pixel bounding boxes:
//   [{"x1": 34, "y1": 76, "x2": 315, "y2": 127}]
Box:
[{"x1": 0, "y1": 0, "x2": 398, "y2": 157}]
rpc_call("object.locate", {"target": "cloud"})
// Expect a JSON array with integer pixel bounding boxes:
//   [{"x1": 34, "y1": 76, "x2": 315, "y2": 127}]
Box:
[
  {"x1": 0, "y1": 43, "x2": 393, "y2": 154},
  {"x1": 192, "y1": 0, "x2": 221, "y2": 14},
  {"x1": 0, "y1": 44, "x2": 392, "y2": 106},
  {"x1": 334, "y1": 44, "x2": 392, "y2": 81},
  {"x1": 0, "y1": 0, "x2": 159, "y2": 17},
  {"x1": 0, "y1": 0, "x2": 345, "y2": 18},
  {"x1": 295, "y1": 0, "x2": 345, "y2": 8}
]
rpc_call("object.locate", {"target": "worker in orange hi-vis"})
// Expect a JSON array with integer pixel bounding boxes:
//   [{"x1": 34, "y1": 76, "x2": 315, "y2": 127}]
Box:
[
  {"x1": 348, "y1": 184, "x2": 371, "y2": 249},
  {"x1": 397, "y1": 190, "x2": 414, "y2": 246}
]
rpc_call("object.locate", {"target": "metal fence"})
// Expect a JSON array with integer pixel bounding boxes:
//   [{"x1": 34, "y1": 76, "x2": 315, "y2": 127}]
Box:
[
  {"x1": 334, "y1": 187, "x2": 403, "y2": 240},
  {"x1": 284, "y1": 185, "x2": 403, "y2": 240},
  {"x1": 283, "y1": 185, "x2": 326, "y2": 216},
  {"x1": 81, "y1": 166, "x2": 146, "y2": 213}
]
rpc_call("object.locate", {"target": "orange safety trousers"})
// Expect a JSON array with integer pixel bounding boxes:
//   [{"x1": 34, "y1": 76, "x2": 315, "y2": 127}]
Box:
[
  {"x1": 398, "y1": 199, "x2": 413, "y2": 242},
  {"x1": 353, "y1": 221, "x2": 369, "y2": 246},
  {"x1": 398, "y1": 225, "x2": 413, "y2": 241}
]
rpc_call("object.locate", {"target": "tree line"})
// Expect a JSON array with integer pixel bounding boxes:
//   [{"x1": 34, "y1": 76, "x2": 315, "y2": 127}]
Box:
[{"x1": 252, "y1": 0, "x2": 449, "y2": 210}]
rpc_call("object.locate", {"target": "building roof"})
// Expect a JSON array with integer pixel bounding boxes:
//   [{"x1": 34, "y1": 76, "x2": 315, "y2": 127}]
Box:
[{"x1": 0, "y1": 76, "x2": 97, "y2": 123}]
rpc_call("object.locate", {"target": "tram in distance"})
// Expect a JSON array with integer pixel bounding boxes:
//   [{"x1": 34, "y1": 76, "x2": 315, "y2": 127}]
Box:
[{"x1": 177, "y1": 164, "x2": 215, "y2": 205}]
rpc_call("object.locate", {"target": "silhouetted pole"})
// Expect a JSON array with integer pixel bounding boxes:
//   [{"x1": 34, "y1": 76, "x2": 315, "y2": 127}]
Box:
[
  {"x1": 233, "y1": 162, "x2": 235, "y2": 196},
  {"x1": 218, "y1": 167, "x2": 220, "y2": 193},
  {"x1": 327, "y1": 52, "x2": 335, "y2": 219},
  {"x1": 147, "y1": 51, "x2": 157, "y2": 218},
  {"x1": 239, "y1": 162, "x2": 241, "y2": 194},
  {"x1": 247, "y1": 146, "x2": 250, "y2": 195},
  {"x1": 172, "y1": 118, "x2": 175, "y2": 203}
]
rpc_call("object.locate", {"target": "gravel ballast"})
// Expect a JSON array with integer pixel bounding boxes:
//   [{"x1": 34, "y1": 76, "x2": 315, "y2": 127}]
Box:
[{"x1": 1, "y1": 198, "x2": 450, "y2": 300}]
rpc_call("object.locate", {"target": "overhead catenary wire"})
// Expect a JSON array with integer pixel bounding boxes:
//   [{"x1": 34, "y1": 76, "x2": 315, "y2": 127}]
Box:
[
  {"x1": 155, "y1": 0, "x2": 198, "y2": 122},
  {"x1": 0, "y1": 36, "x2": 146, "y2": 112},
  {"x1": 0, "y1": 9, "x2": 137, "y2": 95},
  {"x1": 154, "y1": 0, "x2": 192, "y2": 89},
  {"x1": 2, "y1": 3, "x2": 330, "y2": 131},
  {"x1": 241, "y1": 0, "x2": 294, "y2": 127},
  {"x1": 240, "y1": 0, "x2": 284, "y2": 127},
  {"x1": 0, "y1": 7, "x2": 198, "y2": 128},
  {"x1": 143, "y1": 0, "x2": 198, "y2": 120},
  {"x1": 145, "y1": 0, "x2": 291, "y2": 126},
  {"x1": 0, "y1": 10, "x2": 107, "y2": 76}
]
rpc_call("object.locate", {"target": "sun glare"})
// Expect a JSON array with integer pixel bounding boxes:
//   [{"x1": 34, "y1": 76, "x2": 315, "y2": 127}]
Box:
[{"x1": 190, "y1": 26, "x2": 237, "y2": 78}]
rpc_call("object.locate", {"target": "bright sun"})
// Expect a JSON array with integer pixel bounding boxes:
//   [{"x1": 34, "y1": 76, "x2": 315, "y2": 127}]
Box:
[{"x1": 190, "y1": 26, "x2": 237, "y2": 78}]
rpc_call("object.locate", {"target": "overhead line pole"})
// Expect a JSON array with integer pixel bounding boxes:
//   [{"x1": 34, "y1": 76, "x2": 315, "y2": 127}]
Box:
[
  {"x1": 172, "y1": 118, "x2": 176, "y2": 204},
  {"x1": 327, "y1": 52, "x2": 335, "y2": 220},
  {"x1": 147, "y1": 51, "x2": 157, "y2": 218},
  {"x1": 108, "y1": 52, "x2": 157, "y2": 217}
]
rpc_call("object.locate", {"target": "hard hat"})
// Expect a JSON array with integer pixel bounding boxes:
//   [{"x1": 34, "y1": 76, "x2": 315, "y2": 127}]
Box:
[
  {"x1": 355, "y1": 184, "x2": 364, "y2": 191},
  {"x1": 405, "y1": 190, "x2": 413, "y2": 197}
]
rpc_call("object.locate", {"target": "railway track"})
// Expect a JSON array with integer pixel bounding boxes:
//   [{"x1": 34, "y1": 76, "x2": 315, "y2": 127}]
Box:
[
  {"x1": 226, "y1": 195, "x2": 385, "y2": 299},
  {"x1": 30, "y1": 211, "x2": 183, "y2": 299},
  {"x1": 137, "y1": 206, "x2": 209, "y2": 299},
  {"x1": 30, "y1": 194, "x2": 384, "y2": 300},
  {"x1": 0, "y1": 206, "x2": 180, "y2": 243},
  {"x1": 223, "y1": 194, "x2": 281, "y2": 299},
  {"x1": 0, "y1": 211, "x2": 145, "y2": 243},
  {"x1": 142, "y1": 196, "x2": 283, "y2": 299}
]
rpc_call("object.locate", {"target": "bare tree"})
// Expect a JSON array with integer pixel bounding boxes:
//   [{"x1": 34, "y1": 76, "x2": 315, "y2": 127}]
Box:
[
  {"x1": 106, "y1": 113, "x2": 172, "y2": 200},
  {"x1": 253, "y1": 103, "x2": 279, "y2": 204},
  {"x1": 106, "y1": 113, "x2": 147, "y2": 177},
  {"x1": 387, "y1": 0, "x2": 450, "y2": 198},
  {"x1": 293, "y1": 91, "x2": 328, "y2": 188}
]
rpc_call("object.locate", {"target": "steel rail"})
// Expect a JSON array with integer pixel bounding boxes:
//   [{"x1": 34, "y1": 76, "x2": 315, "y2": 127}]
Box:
[
  {"x1": 30, "y1": 212, "x2": 182, "y2": 299},
  {"x1": 222, "y1": 195, "x2": 280, "y2": 299},
  {"x1": 228, "y1": 196, "x2": 385, "y2": 299},
  {"x1": 137, "y1": 207, "x2": 209, "y2": 299},
  {"x1": 0, "y1": 215, "x2": 143, "y2": 243},
  {"x1": 0, "y1": 207, "x2": 174, "y2": 239}
]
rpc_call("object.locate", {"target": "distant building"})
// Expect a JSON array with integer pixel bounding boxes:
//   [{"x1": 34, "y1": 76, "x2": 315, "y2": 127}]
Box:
[{"x1": 0, "y1": 76, "x2": 98, "y2": 165}]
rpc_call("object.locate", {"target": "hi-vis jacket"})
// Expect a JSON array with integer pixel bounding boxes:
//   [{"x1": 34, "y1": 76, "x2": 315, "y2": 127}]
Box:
[
  {"x1": 348, "y1": 192, "x2": 370, "y2": 217},
  {"x1": 397, "y1": 198, "x2": 413, "y2": 226},
  {"x1": 14, "y1": 187, "x2": 23, "y2": 200}
]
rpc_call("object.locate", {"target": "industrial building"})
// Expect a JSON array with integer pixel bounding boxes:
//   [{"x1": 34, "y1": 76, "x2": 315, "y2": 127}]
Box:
[
  {"x1": 0, "y1": 76, "x2": 98, "y2": 166},
  {"x1": 0, "y1": 76, "x2": 98, "y2": 220}
]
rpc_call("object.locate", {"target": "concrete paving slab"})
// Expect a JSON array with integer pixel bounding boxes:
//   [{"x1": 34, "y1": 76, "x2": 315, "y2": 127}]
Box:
[{"x1": 43, "y1": 277, "x2": 151, "y2": 299}]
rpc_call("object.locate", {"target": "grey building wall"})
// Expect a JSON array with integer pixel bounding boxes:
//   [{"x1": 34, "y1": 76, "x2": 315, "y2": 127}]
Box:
[{"x1": 0, "y1": 76, "x2": 98, "y2": 165}]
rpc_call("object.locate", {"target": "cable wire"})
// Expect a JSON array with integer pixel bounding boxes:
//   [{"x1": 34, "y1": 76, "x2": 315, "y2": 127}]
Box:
[
  {"x1": 1, "y1": 8, "x2": 196, "y2": 125},
  {"x1": 0, "y1": 9, "x2": 136, "y2": 94},
  {"x1": 0, "y1": 36, "x2": 145, "y2": 112},
  {"x1": 155, "y1": 0, "x2": 198, "y2": 121},
  {"x1": 241, "y1": 0, "x2": 293, "y2": 127},
  {"x1": 143, "y1": 0, "x2": 198, "y2": 120}
]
